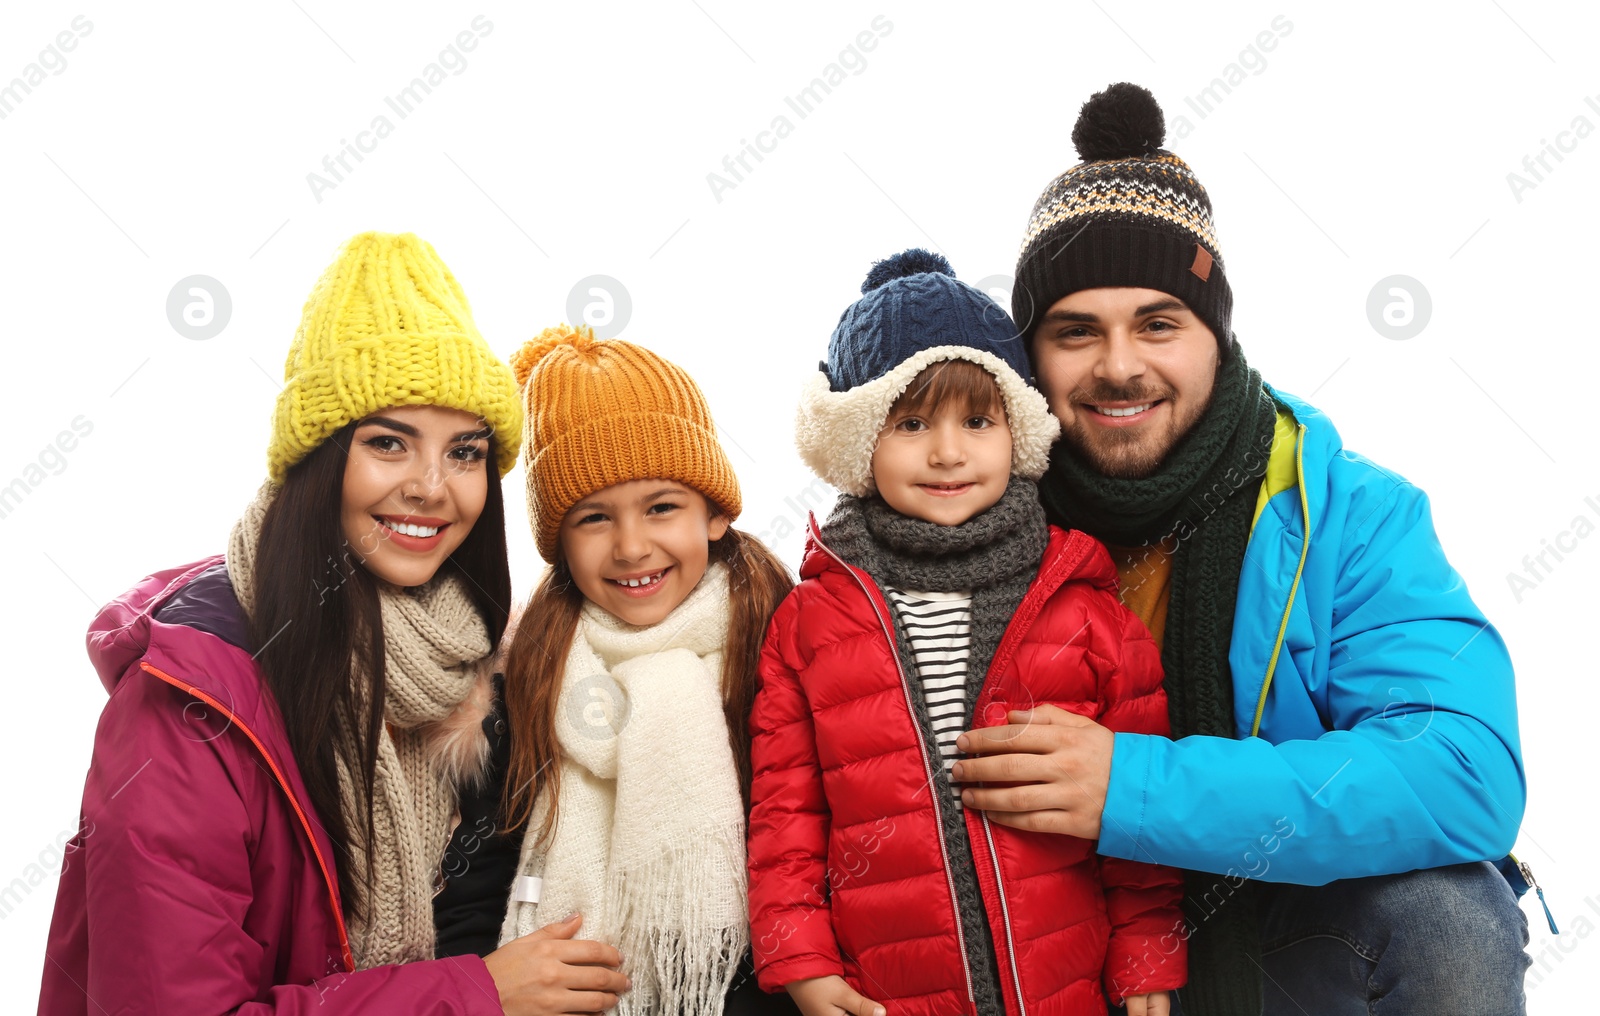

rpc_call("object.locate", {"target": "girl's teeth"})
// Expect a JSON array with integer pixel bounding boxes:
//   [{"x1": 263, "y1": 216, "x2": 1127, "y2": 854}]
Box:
[
  {"x1": 380, "y1": 519, "x2": 441, "y2": 538},
  {"x1": 1094, "y1": 403, "x2": 1154, "y2": 418},
  {"x1": 617, "y1": 572, "x2": 664, "y2": 588}
]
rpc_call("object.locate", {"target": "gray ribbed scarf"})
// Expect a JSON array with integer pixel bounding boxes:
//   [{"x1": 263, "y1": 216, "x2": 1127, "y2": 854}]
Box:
[
  {"x1": 1036, "y1": 347, "x2": 1279, "y2": 1016},
  {"x1": 821, "y1": 476, "x2": 1049, "y2": 1016}
]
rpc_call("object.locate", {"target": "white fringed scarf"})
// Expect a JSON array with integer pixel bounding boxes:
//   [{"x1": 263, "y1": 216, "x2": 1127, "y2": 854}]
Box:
[
  {"x1": 500, "y1": 563, "x2": 747, "y2": 1016},
  {"x1": 229, "y1": 482, "x2": 494, "y2": 968}
]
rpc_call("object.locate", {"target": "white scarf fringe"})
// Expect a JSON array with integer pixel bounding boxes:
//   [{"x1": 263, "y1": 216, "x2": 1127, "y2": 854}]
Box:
[{"x1": 501, "y1": 563, "x2": 747, "y2": 1015}]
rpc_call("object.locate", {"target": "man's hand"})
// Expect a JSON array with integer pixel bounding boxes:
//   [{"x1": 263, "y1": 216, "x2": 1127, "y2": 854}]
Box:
[
  {"x1": 785, "y1": 975, "x2": 887, "y2": 1016},
  {"x1": 951, "y1": 704, "x2": 1114, "y2": 840},
  {"x1": 1124, "y1": 990, "x2": 1171, "y2": 1015}
]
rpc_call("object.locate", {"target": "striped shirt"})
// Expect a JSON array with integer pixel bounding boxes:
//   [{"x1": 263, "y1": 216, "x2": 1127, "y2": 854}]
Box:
[{"x1": 886, "y1": 587, "x2": 972, "y2": 805}]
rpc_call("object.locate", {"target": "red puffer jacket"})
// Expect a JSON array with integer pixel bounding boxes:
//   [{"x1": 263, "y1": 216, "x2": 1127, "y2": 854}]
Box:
[
  {"x1": 38, "y1": 557, "x2": 504, "y2": 1015},
  {"x1": 748, "y1": 520, "x2": 1186, "y2": 1015}
]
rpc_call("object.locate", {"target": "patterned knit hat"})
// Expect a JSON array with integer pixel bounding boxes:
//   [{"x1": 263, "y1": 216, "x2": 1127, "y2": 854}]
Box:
[
  {"x1": 511, "y1": 324, "x2": 742, "y2": 562},
  {"x1": 796, "y1": 249, "x2": 1060, "y2": 497},
  {"x1": 268, "y1": 231, "x2": 524, "y2": 482},
  {"x1": 1013, "y1": 82, "x2": 1234, "y2": 354}
]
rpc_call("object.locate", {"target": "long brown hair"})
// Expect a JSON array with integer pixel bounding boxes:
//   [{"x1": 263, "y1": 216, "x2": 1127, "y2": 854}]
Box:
[
  {"x1": 251, "y1": 421, "x2": 512, "y2": 922},
  {"x1": 502, "y1": 515, "x2": 793, "y2": 844}
]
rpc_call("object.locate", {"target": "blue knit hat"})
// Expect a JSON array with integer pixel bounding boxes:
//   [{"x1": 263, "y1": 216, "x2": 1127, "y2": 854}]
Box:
[{"x1": 796, "y1": 249, "x2": 1060, "y2": 496}]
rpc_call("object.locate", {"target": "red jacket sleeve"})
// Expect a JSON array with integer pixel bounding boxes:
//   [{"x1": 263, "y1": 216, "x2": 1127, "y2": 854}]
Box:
[
  {"x1": 746, "y1": 592, "x2": 843, "y2": 992},
  {"x1": 1095, "y1": 603, "x2": 1188, "y2": 1005},
  {"x1": 48, "y1": 670, "x2": 505, "y2": 1016}
]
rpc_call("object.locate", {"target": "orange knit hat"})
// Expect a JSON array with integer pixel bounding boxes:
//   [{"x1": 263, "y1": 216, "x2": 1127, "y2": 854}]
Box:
[{"x1": 512, "y1": 324, "x2": 742, "y2": 562}]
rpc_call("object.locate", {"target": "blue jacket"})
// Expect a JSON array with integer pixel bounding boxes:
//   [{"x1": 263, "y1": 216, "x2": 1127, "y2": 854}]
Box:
[{"x1": 1098, "y1": 389, "x2": 1525, "y2": 886}]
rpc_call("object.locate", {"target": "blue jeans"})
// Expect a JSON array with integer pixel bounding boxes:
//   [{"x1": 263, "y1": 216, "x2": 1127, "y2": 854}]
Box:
[
  {"x1": 1108, "y1": 861, "x2": 1530, "y2": 1015},
  {"x1": 1256, "y1": 860, "x2": 1530, "y2": 1014}
]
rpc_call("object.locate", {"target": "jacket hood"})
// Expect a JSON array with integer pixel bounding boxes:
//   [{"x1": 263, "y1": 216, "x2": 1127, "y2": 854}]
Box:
[
  {"x1": 85, "y1": 554, "x2": 299, "y2": 776},
  {"x1": 87, "y1": 556, "x2": 228, "y2": 694},
  {"x1": 1265, "y1": 384, "x2": 1343, "y2": 518}
]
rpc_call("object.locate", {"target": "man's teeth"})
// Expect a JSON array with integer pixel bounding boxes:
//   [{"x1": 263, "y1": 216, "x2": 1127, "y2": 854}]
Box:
[
  {"x1": 380, "y1": 519, "x2": 441, "y2": 538},
  {"x1": 1093, "y1": 402, "x2": 1154, "y2": 418},
  {"x1": 614, "y1": 572, "x2": 665, "y2": 588}
]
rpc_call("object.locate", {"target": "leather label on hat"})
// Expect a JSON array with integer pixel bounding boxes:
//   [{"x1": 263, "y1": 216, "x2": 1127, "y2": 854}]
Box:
[{"x1": 1190, "y1": 244, "x2": 1214, "y2": 282}]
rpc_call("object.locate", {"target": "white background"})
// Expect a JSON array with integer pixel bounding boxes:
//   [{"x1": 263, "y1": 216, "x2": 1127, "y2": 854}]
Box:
[{"x1": 2, "y1": 1, "x2": 1595, "y2": 1008}]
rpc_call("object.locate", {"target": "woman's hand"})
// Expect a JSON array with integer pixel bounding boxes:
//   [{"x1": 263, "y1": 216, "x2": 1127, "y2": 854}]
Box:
[
  {"x1": 784, "y1": 974, "x2": 886, "y2": 1016},
  {"x1": 483, "y1": 913, "x2": 630, "y2": 1015}
]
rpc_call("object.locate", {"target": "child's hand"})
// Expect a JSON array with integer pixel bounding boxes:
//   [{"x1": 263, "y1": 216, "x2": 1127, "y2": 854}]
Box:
[
  {"x1": 1123, "y1": 990, "x2": 1171, "y2": 1016},
  {"x1": 784, "y1": 975, "x2": 886, "y2": 1016}
]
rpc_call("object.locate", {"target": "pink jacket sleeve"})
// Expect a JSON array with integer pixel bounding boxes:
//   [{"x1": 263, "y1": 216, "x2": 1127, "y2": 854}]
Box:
[
  {"x1": 55, "y1": 672, "x2": 505, "y2": 1016},
  {"x1": 1095, "y1": 606, "x2": 1188, "y2": 1005},
  {"x1": 745, "y1": 595, "x2": 843, "y2": 992},
  {"x1": 241, "y1": 964, "x2": 503, "y2": 1015}
]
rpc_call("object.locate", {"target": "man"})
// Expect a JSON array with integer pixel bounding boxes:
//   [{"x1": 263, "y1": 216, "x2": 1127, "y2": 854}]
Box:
[{"x1": 952, "y1": 82, "x2": 1532, "y2": 1014}]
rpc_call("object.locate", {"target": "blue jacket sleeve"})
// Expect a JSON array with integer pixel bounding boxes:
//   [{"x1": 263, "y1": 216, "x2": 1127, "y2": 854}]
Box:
[{"x1": 1099, "y1": 471, "x2": 1525, "y2": 885}]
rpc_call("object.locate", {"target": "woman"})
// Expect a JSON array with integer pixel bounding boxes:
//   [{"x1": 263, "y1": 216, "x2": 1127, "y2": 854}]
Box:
[{"x1": 38, "y1": 232, "x2": 629, "y2": 1015}]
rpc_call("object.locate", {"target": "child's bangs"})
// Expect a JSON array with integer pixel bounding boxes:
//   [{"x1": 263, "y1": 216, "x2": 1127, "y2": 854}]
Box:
[{"x1": 889, "y1": 358, "x2": 1006, "y2": 421}]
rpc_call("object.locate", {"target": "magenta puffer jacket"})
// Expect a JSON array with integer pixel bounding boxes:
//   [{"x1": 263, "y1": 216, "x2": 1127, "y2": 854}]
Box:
[{"x1": 38, "y1": 557, "x2": 504, "y2": 1015}]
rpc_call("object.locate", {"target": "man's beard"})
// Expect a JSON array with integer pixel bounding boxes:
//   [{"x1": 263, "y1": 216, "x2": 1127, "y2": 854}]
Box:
[{"x1": 1059, "y1": 379, "x2": 1212, "y2": 480}]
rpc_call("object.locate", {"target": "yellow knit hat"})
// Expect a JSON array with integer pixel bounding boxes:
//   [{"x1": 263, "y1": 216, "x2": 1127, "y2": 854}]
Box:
[
  {"x1": 267, "y1": 231, "x2": 523, "y2": 482},
  {"x1": 512, "y1": 324, "x2": 742, "y2": 562}
]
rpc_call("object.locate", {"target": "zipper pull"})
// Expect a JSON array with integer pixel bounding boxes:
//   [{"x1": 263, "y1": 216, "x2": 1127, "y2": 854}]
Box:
[{"x1": 1519, "y1": 860, "x2": 1559, "y2": 934}]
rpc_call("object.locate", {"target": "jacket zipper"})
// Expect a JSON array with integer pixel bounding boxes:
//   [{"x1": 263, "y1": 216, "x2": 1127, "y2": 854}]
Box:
[
  {"x1": 140, "y1": 661, "x2": 356, "y2": 972},
  {"x1": 967, "y1": 536, "x2": 1088, "y2": 1016},
  {"x1": 1251, "y1": 423, "x2": 1310, "y2": 738},
  {"x1": 1516, "y1": 855, "x2": 1560, "y2": 934},
  {"x1": 812, "y1": 527, "x2": 978, "y2": 1013},
  {"x1": 978, "y1": 813, "x2": 1026, "y2": 1016}
]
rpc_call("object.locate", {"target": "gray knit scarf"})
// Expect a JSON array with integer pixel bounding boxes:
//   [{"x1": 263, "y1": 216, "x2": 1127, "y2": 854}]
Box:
[{"x1": 821, "y1": 476, "x2": 1049, "y2": 1016}]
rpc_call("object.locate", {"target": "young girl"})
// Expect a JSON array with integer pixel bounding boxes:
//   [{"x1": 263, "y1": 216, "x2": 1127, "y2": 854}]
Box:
[
  {"x1": 747, "y1": 250, "x2": 1188, "y2": 1016},
  {"x1": 40, "y1": 232, "x2": 627, "y2": 1015},
  {"x1": 498, "y1": 325, "x2": 798, "y2": 1016}
]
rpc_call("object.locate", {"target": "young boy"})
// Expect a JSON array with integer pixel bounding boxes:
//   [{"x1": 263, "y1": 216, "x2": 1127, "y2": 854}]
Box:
[{"x1": 747, "y1": 250, "x2": 1187, "y2": 1016}]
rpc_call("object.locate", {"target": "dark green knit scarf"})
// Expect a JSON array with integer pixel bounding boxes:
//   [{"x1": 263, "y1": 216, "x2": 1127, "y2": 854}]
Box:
[{"x1": 1036, "y1": 346, "x2": 1278, "y2": 1016}]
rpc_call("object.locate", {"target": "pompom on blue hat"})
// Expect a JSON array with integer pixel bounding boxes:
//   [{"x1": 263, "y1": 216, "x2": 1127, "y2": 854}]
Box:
[{"x1": 796, "y1": 249, "x2": 1061, "y2": 496}]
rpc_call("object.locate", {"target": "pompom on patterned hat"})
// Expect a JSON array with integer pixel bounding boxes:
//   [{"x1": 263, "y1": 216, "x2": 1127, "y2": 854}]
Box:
[{"x1": 1012, "y1": 82, "x2": 1234, "y2": 354}]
